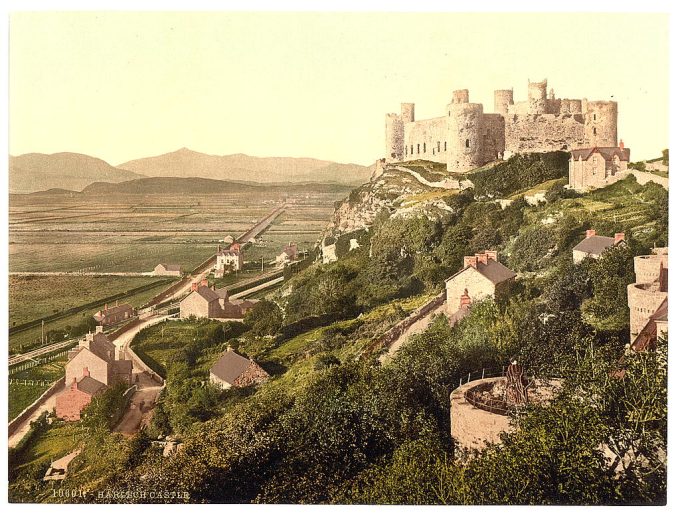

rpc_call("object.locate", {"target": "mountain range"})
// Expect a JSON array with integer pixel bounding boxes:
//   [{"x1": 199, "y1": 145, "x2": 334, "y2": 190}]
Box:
[{"x1": 9, "y1": 148, "x2": 372, "y2": 194}]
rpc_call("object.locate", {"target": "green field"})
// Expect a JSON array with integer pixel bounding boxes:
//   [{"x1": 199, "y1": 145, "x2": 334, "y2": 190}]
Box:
[
  {"x1": 9, "y1": 359, "x2": 67, "y2": 421},
  {"x1": 9, "y1": 276, "x2": 163, "y2": 327}
]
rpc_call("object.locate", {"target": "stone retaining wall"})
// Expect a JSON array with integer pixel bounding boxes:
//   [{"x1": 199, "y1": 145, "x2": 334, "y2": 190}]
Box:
[{"x1": 8, "y1": 377, "x2": 65, "y2": 436}]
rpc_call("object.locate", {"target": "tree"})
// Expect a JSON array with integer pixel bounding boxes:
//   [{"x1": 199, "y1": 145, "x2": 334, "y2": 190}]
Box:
[{"x1": 244, "y1": 300, "x2": 283, "y2": 336}]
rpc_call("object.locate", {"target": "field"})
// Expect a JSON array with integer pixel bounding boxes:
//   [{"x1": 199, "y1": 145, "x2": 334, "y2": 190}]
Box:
[
  {"x1": 9, "y1": 359, "x2": 67, "y2": 421},
  {"x1": 9, "y1": 276, "x2": 164, "y2": 327}
]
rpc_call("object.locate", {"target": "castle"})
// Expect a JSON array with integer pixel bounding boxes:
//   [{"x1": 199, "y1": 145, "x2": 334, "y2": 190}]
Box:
[{"x1": 385, "y1": 79, "x2": 618, "y2": 172}]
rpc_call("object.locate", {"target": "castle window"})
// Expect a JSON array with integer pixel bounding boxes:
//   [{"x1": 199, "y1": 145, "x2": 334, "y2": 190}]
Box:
[
  {"x1": 411, "y1": 145, "x2": 413, "y2": 154},
  {"x1": 593, "y1": 128, "x2": 597, "y2": 136},
  {"x1": 444, "y1": 142, "x2": 447, "y2": 151},
  {"x1": 405, "y1": 146, "x2": 408, "y2": 156},
  {"x1": 423, "y1": 143, "x2": 426, "y2": 153},
  {"x1": 465, "y1": 139, "x2": 470, "y2": 148},
  {"x1": 593, "y1": 114, "x2": 597, "y2": 121},
  {"x1": 437, "y1": 141, "x2": 441, "y2": 152},
  {"x1": 417, "y1": 144, "x2": 420, "y2": 154},
  {"x1": 433, "y1": 149, "x2": 435, "y2": 155}
]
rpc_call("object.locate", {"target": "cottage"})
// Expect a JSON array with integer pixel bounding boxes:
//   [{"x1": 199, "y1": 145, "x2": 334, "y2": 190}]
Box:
[
  {"x1": 153, "y1": 263, "x2": 182, "y2": 277},
  {"x1": 568, "y1": 142, "x2": 631, "y2": 191},
  {"x1": 209, "y1": 349, "x2": 269, "y2": 390},
  {"x1": 179, "y1": 280, "x2": 255, "y2": 320},
  {"x1": 444, "y1": 251, "x2": 515, "y2": 316},
  {"x1": 93, "y1": 303, "x2": 135, "y2": 326},
  {"x1": 215, "y1": 244, "x2": 243, "y2": 277},
  {"x1": 56, "y1": 327, "x2": 132, "y2": 421},
  {"x1": 572, "y1": 230, "x2": 625, "y2": 264}
]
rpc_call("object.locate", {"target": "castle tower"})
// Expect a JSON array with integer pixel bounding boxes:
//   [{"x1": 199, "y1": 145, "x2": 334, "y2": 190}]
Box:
[
  {"x1": 527, "y1": 79, "x2": 548, "y2": 115},
  {"x1": 401, "y1": 102, "x2": 415, "y2": 123},
  {"x1": 385, "y1": 113, "x2": 404, "y2": 162},
  {"x1": 494, "y1": 89, "x2": 514, "y2": 115},
  {"x1": 446, "y1": 96, "x2": 484, "y2": 173},
  {"x1": 584, "y1": 101, "x2": 618, "y2": 147}
]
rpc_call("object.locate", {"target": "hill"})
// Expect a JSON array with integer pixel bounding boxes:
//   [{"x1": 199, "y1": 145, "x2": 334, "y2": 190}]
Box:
[
  {"x1": 9, "y1": 152, "x2": 144, "y2": 194},
  {"x1": 117, "y1": 148, "x2": 372, "y2": 185}
]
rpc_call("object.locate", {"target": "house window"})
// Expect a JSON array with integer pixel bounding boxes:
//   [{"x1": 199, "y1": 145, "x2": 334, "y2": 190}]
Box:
[{"x1": 465, "y1": 139, "x2": 470, "y2": 148}]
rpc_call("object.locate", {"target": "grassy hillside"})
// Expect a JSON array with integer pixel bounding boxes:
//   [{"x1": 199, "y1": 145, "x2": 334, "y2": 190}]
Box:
[{"x1": 9, "y1": 154, "x2": 668, "y2": 504}]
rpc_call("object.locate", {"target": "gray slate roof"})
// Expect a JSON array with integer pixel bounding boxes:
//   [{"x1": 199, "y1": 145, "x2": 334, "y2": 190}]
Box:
[
  {"x1": 87, "y1": 333, "x2": 116, "y2": 362},
  {"x1": 446, "y1": 259, "x2": 516, "y2": 285},
  {"x1": 210, "y1": 350, "x2": 253, "y2": 384},
  {"x1": 77, "y1": 376, "x2": 107, "y2": 396},
  {"x1": 573, "y1": 235, "x2": 616, "y2": 255},
  {"x1": 571, "y1": 147, "x2": 630, "y2": 161},
  {"x1": 196, "y1": 286, "x2": 221, "y2": 303}
]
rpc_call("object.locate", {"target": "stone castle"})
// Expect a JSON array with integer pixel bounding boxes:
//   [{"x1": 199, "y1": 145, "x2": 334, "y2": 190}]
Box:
[{"x1": 385, "y1": 79, "x2": 618, "y2": 172}]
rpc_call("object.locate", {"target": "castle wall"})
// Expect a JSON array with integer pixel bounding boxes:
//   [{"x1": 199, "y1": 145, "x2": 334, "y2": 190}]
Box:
[
  {"x1": 627, "y1": 283, "x2": 667, "y2": 343},
  {"x1": 403, "y1": 116, "x2": 448, "y2": 164},
  {"x1": 505, "y1": 113, "x2": 587, "y2": 154},
  {"x1": 447, "y1": 103, "x2": 484, "y2": 172},
  {"x1": 585, "y1": 101, "x2": 617, "y2": 147},
  {"x1": 385, "y1": 113, "x2": 404, "y2": 162},
  {"x1": 481, "y1": 114, "x2": 505, "y2": 163},
  {"x1": 494, "y1": 89, "x2": 513, "y2": 115},
  {"x1": 634, "y1": 254, "x2": 668, "y2": 284}
]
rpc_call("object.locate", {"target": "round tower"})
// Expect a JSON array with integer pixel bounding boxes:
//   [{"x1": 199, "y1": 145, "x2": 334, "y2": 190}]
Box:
[
  {"x1": 446, "y1": 102, "x2": 484, "y2": 172},
  {"x1": 527, "y1": 79, "x2": 548, "y2": 115},
  {"x1": 585, "y1": 101, "x2": 617, "y2": 147},
  {"x1": 494, "y1": 89, "x2": 514, "y2": 115},
  {"x1": 401, "y1": 103, "x2": 415, "y2": 123},
  {"x1": 385, "y1": 113, "x2": 404, "y2": 162}
]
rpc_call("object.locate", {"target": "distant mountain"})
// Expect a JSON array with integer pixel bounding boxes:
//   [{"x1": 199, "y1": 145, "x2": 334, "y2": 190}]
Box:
[
  {"x1": 118, "y1": 148, "x2": 372, "y2": 185},
  {"x1": 81, "y1": 176, "x2": 355, "y2": 196},
  {"x1": 9, "y1": 152, "x2": 145, "y2": 193}
]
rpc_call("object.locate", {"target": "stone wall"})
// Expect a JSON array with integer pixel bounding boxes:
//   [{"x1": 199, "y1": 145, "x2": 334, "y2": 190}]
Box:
[
  {"x1": 8, "y1": 377, "x2": 65, "y2": 436},
  {"x1": 627, "y1": 283, "x2": 667, "y2": 343},
  {"x1": 632, "y1": 170, "x2": 669, "y2": 190},
  {"x1": 505, "y1": 113, "x2": 587, "y2": 154},
  {"x1": 403, "y1": 116, "x2": 447, "y2": 164},
  {"x1": 445, "y1": 269, "x2": 495, "y2": 315}
]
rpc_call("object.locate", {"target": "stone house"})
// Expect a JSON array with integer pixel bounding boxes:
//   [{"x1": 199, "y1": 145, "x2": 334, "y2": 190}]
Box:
[
  {"x1": 572, "y1": 230, "x2": 625, "y2": 264},
  {"x1": 179, "y1": 280, "x2": 255, "y2": 320},
  {"x1": 209, "y1": 349, "x2": 269, "y2": 390},
  {"x1": 628, "y1": 248, "x2": 668, "y2": 347},
  {"x1": 215, "y1": 245, "x2": 243, "y2": 277},
  {"x1": 153, "y1": 263, "x2": 182, "y2": 277},
  {"x1": 56, "y1": 327, "x2": 132, "y2": 421},
  {"x1": 93, "y1": 303, "x2": 135, "y2": 327},
  {"x1": 444, "y1": 251, "x2": 516, "y2": 316},
  {"x1": 568, "y1": 142, "x2": 631, "y2": 191}
]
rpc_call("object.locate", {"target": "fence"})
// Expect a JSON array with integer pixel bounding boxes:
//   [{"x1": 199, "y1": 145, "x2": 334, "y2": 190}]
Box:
[
  {"x1": 8, "y1": 377, "x2": 65, "y2": 436},
  {"x1": 9, "y1": 350, "x2": 70, "y2": 375},
  {"x1": 9, "y1": 378, "x2": 56, "y2": 387}
]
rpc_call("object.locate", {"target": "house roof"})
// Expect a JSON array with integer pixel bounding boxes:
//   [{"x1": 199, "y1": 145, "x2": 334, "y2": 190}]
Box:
[
  {"x1": 76, "y1": 376, "x2": 107, "y2": 396},
  {"x1": 445, "y1": 259, "x2": 516, "y2": 286},
  {"x1": 572, "y1": 235, "x2": 617, "y2": 255},
  {"x1": 195, "y1": 286, "x2": 221, "y2": 303},
  {"x1": 88, "y1": 333, "x2": 116, "y2": 362},
  {"x1": 214, "y1": 287, "x2": 230, "y2": 300},
  {"x1": 631, "y1": 298, "x2": 668, "y2": 352},
  {"x1": 210, "y1": 350, "x2": 254, "y2": 384},
  {"x1": 570, "y1": 147, "x2": 631, "y2": 162},
  {"x1": 219, "y1": 249, "x2": 241, "y2": 256},
  {"x1": 95, "y1": 304, "x2": 133, "y2": 320},
  {"x1": 158, "y1": 263, "x2": 181, "y2": 271},
  {"x1": 112, "y1": 359, "x2": 133, "y2": 375}
]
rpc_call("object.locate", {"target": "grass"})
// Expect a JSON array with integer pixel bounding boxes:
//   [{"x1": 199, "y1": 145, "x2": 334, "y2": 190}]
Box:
[
  {"x1": 9, "y1": 359, "x2": 68, "y2": 421},
  {"x1": 509, "y1": 178, "x2": 565, "y2": 199},
  {"x1": 401, "y1": 189, "x2": 458, "y2": 206},
  {"x1": 12, "y1": 421, "x2": 85, "y2": 472},
  {"x1": 9, "y1": 276, "x2": 162, "y2": 326}
]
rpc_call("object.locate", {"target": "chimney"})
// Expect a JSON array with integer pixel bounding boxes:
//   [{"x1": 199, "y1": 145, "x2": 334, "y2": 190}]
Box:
[
  {"x1": 83, "y1": 367, "x2": 90, "y2": 378},
  {"x1": 464, "y1": 256, "x2": 478, "y2": 269},
  {"x1": 475, "y1": 253, "x2": 488, "y2": 265},
  {"x1": 619, "y1": 139, "x2": 625, "y2": 150},
  {"x1": 200, "y1": 278, "x2": 209, "y2": 287},
  {"x1": 95, "y1": 325, "x2": 103, "y2": 334},
  {"x1": 460, "y1": 288, "x2": 472, "y2": 309},
  {"x1": 484, "y1": 250, "x2": 498, "y2": 262},
  {"x1": 71, "y1": 378, "x2": 78, "y2": 389},
  {"x1": 614, "y1": 232, "x2": 625, "y2": 244},
  {"x1": 104, "y1": 303, "x2": 108, "y2": 311},
  {"x1": 586, "y1": 229, "x2": 597, "y2": 238}
]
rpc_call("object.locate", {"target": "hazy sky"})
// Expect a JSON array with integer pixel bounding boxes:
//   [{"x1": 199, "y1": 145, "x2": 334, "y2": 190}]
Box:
[{"x1": 9, "y1": 12, "x2": 669, "y2": 166}]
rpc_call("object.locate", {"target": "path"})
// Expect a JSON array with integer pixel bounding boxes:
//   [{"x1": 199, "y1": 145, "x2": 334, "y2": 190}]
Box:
[
  {"x1": 393, "y1": 165, "x2": 464, "y2": 190},
  {"x1": 9, "y1": 271, "x2": 160, "y2": 277},
  {"x1": 228, "y1": 276, "x2": 284, "y2": 300},
  {"x1": 8, "y1": 391, "x2": 59, "y2": 449},
  {"x1": 9, "y1": 338, "x2": 76, "y2": 367},
  {"x1": 113, "y1": 372, "x2": 163, "y2": 436},
  {"x1": 236, "y1": 204, "x2": 286, "y2": 244},
  {"x1": 378, "y1": 303, "x2": 448, "y2": 363}
]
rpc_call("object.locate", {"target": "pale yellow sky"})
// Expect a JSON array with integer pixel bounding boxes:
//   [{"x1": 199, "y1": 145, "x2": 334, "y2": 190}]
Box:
[{"x1": 9, "y1": 12, "x2": 669, "y2": 165}]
